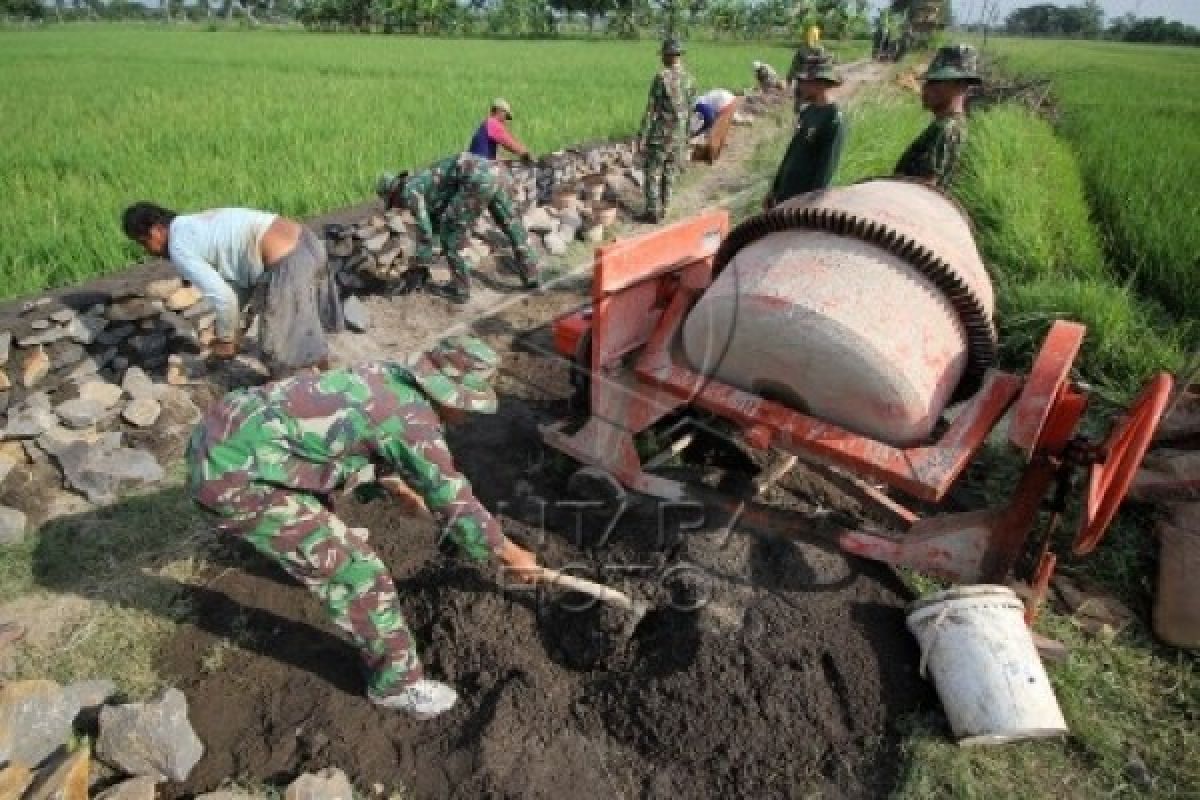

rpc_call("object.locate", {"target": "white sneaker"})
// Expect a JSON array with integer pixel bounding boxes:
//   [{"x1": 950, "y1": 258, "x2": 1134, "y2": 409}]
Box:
[{"x1": 370, "y1": 679, "x2": 458, "y2": 719}]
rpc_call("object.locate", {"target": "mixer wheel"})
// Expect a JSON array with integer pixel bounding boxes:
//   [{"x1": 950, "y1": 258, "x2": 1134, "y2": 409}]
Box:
[{"x1": 1074, "y1": 372, "x2": 1174, "y2": 555}]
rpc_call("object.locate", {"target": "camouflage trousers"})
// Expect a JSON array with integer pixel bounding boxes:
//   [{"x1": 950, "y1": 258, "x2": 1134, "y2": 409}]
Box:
[
  {"x1": 642, "y1": 141, "x2": 685, "y2": 218},
  {"x1": 418, "y1": 169, "x2": 539, "y2": 291},
  {"x1": 192, "y1": 474, "x2": 422, "y2": 697}
]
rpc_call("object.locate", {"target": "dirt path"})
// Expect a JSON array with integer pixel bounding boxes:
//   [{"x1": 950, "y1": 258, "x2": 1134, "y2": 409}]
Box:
[{"x1": 162, "y1": 60, "x2": 936, "y2": 800}]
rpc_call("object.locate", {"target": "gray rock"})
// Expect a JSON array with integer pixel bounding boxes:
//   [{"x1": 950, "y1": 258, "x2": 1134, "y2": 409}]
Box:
[
  {"x1": 30, "y1": 319, "x2": 51, "y2": 331},
  {"x1": 158, "y1": 311, "x2": 194, "y2": 339},
  {"x1": 157, "y1": 387, "x2": 200, "y2": 428},
  {"x1": 23, "y1": 439, "x2": 48, "y2": 466},
  {"x1": 55, "y1": 397, "x2": 110, "y2": 430},
  {"x1": 144, "y1": 277, "x2": 183, "y2": 300},
  {"x1": 50, "y1": 309, "x2": 77, "y2": 324},
  {"x1": 363, "y1": 232, "x2": 390, "y2": 253},
  {"x1": 0, "y1": 331, "x2": 10, "y2": 366},
  {"x1": 49, "y1": 437, "x2": 162, "y2": 505},
  {"x1": 96, "y1": 689, "x2": 204, "y2": 783},
  {"x1": 106, "y1": 298, "x2": 161, "y2": 322},
  {"x1": 50, "y1": 343, "x2": 87, "y2": 370},
  {"x1": 112, "y1": 356, "x2": 130, "y2": 373},
  {"x1": 523, "y1": 207, "x2": 556, "y2": 234},
  {"x1": 0, "y1": 678, "x2": 115, "y2": 769},
  {"x1": 63, "y1": 348, "x2": 118, "y2": 384},
  {"x1": 328, "y1": 238, "x2": 355, "y2": 258},
  {"x1": 285, "y1": 768, "x2": 354, "y2": 800},
  {"x1": 627, "y1": 168, "x2": 645, "y2": 187},
  {"x1": 122, "y1": 397, "x2": 161, "y2": 428},
  {"x1": 342, "y1": 296, "x2": 370, "y2": 333},
  {"x1": 543, "y1": 232, "x2": 569, "y2": 257},
  {"x1": 0, "y1": 506, "x2": 26, "y2": 545},
  {"x1": 79, "y1": 380, "x2": 124, "y2": 411},
  {"x1": 127, "y1": 333, "x2": 168, "y2": 360},
  {"x1": 18, "y1": 327, "x2": 70, "y2": 347},
  {"x1": 195, "y1": 791, "x2": 263, "y2": 800},
  {"x1": 121, "y1": 367, "x2": 159, "y2": 401},
  {"x1": 97, "y1": 324, "x2": 135, "y2": 346},
  {"x1": 66, "y1": 315, "x2": 108, "y2": 345},
  {"x1": 180, "y1": 300, "x2": 213, "y2": 320},
  {"x1": 558, "y1": 208, "x2": 583, "y2": 231},
  {"x1": 25, "y1": 392, "x2": 52, "y2": 410},
  {"x1": 95, "y1": 776, "x2": 158, "y2": 800},
  {"x1": 0, "y1": 454, "x2": 14, "y2": 486},
  {"x1": 2, "y1": 406, "x2": 58, "y2": 440},
  {"x1": 20, "y1": 297, "x2": 52, "y2": 314}
]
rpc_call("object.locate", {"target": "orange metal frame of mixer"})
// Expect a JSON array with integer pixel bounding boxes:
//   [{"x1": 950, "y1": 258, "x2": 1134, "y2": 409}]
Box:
[{"x1": 541, "y1": 210, "x2": 1173, "y2": 611}]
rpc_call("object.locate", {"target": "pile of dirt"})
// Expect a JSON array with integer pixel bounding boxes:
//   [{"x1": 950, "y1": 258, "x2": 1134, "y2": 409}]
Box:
[{"x1": 161, "y1": 347, "x2": 933, "y2": 799}]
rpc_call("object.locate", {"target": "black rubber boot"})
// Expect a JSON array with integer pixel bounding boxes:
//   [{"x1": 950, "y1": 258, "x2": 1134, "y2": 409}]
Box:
[{"x1": 392, "y1": 267, "x2": 431, "y2": 296}]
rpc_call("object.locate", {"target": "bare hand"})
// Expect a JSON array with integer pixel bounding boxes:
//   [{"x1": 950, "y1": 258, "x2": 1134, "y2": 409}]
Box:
[
  {"x1": 498, "y1": 539, "x2": 540, "y2": 585},
  {"x1": 380, "y1": 476, "x2": 431, "y2": 519}
]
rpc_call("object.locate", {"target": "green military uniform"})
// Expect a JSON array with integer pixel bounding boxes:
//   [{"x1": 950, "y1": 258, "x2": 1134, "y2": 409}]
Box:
[
  {"x1": 768, "y1": 53, "x2": 844, "y2": 206},
  {"x1": 768, "y1": 104, "x2": 846, "y2": 205},
  {"x1": 637, "y1": 39, "x2": 695, "y2": 221},
  {"x1": 894, "y1": 44, "x2": 981, "y2": 190},
  {"x1": 894, "y1": 115, "x2": 967, "y2": 189},
  {"x1": 377, "y1": 154, "x2": 539, "y2": 301},
  {"x1": 187, "y1": 336, "x2": 505, "y2": 701}
]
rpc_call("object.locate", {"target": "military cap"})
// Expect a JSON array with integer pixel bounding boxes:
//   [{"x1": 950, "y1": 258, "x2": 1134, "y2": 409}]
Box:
[
  {"x1": 793, "y1": 49, "x2": 840, "y2": 85},
  {"x1": 407, "y1": 335, "x2": 501, "y2": 413},
  {"x1": 661, "y1": 37, "x2": 684, "y2": 56},
  {"x1": 924, "y1": 44, "x2": 982, "y2": 84}
]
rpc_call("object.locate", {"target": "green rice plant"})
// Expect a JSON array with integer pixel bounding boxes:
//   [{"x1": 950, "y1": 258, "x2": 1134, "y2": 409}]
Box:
[
  {"x1": 0, "y1": 27, "x2": 860, "y2": 299},
  {"x1": 982, "y1": 39, "x2": 1200, "y2": 323}
]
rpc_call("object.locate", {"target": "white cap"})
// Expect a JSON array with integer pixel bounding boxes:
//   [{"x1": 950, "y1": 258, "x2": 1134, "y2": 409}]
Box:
[{"x1": 752, "y1": 60, "x2": 763, "y2": 69}]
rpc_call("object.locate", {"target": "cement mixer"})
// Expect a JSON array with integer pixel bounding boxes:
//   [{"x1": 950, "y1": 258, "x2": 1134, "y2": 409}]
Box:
[{"x1": 541, "y1": 181, "x2": 1173, "y2": 619}]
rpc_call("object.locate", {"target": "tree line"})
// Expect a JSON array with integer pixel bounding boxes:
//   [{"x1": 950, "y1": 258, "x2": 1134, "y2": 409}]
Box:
[{"x1": 1003, "y1": 2, "x2": 1200, "y2": 46}]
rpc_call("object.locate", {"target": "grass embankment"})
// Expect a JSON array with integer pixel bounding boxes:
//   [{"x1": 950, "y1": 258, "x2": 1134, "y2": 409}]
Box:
[
  {"x1": 983, "y1": 39, "x2": 1200, "y2": 324},
  {"x1": 780, "y1": 76, "x2": 1193, "y2": 797},
  {"x1": 0, "y1": 27, "x2": 863, "y2": 299}
]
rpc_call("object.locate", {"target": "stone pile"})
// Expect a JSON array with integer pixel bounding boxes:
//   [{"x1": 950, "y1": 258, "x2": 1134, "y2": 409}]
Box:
[
  {"x1": 0, "y1": 681, "x2": 203, "y2": 800},
  {"x1": 0, "y1": 277, "x2": 217, "y2": 541},
  {"x1": 325, "y1": 142, "x2": 643, "y2": 284}
]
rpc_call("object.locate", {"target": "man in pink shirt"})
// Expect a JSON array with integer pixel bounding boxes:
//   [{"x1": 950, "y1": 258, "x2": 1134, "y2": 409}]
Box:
[{"x1": 467, "y1": 98, "x2": 533, "y2": 163}]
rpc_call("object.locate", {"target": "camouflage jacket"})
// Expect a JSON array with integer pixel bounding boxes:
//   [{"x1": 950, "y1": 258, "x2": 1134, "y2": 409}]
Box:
[
  {"x1": 188, "y1": 362, "x2": 506, "y2": 562},
  {"x1": 637, "y1": 65, "x2": 696, "y2": 149},
  {"x1": 894, "y1": 114, "x2": 967, "y2": 189},
  {"x1": 403, "y1": 153, "x2": 508, "y2": 261}
]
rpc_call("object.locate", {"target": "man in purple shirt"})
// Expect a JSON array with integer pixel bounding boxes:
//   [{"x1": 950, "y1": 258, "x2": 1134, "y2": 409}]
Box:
[{"x1": 467, "y1": 98, "x2": 534, "y2": 163}]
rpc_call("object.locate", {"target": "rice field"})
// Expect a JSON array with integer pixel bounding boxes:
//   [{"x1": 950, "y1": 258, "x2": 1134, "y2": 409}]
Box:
[
  {"x1": 0, "y1": 27, "x2": 862, "y2": 299},
  {"x1": 983, "y1": 38, "x2": 1200, "y2": 325}
]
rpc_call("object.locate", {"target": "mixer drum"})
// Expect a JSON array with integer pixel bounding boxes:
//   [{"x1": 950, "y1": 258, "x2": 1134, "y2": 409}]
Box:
[{"x1": 682, "y1": 180, "x2": 996, "y2": 448}]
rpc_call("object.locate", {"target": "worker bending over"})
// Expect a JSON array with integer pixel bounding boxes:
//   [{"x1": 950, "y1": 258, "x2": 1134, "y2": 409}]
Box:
[
  {"x1": 894, "y1": 44, "x2": 981, "y2": 189},
  {"x1": 752, "y1": 61, "x2": 784, "y2": 93},
  {"x1": 636, "y1": 37, "x2": 695, "y2": 224},
  {"x1": 188, "y1": 335, "x2": 541, "y2": 719},
  {"x1": 765, "y1": 52, "x2": 845, "y2": 209},
  {"x1": 467, "y1": 98, "x2": 533, "y2": 163},
  {"x1": 121, "y1": 203, "x2": 343, "y2": 378},
  {"x1": 690, "y1": 88, "x2": 737, "y2": 137},
  {"x1": 376, "y1": 153, "x2": 540, "y2": 304}
]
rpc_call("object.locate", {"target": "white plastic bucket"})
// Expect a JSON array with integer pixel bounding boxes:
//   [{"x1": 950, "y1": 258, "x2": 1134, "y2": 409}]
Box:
[{"x1": 906, "y1": 585, "x2": 1068, "y2": 746}]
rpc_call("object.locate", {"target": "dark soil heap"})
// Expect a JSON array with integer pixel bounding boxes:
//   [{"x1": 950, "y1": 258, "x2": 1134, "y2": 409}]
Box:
[{"x1": 163, "y1": 348, "x2": 933, "y2": 799}]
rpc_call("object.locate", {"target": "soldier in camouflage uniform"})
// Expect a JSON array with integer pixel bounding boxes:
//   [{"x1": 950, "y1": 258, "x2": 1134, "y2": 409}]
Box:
[
  {"x1": 894, "y1": 44, "x2": 981, "y2": 190},
  {"x1": 187, "y1": 335, "x2": 540, "y2": 719},
  {"x1": 376, "y1": 153, "x2": 540, "y2": 305},
  {"x1": 636, "y1": 37, "x2": 695, "y2": 224}
]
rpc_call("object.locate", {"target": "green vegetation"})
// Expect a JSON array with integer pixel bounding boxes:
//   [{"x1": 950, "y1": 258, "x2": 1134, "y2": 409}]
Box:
[
  {"x1": 985, "y1": 39, "x2": 1200, "y2": 325},
  {"x1": 0, "y1": 27, "x2": 865, "y2": 299}
]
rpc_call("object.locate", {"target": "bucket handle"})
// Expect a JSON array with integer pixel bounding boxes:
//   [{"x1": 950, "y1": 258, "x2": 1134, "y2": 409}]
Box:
[{"x1": 917, "y1": 605, "x2": 953, "y2": 679}]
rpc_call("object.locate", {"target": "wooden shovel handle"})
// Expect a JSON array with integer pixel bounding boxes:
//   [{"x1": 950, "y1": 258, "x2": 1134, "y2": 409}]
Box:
[{"x1": 537, "y1": 567, "x2": 641, "y2": 614}]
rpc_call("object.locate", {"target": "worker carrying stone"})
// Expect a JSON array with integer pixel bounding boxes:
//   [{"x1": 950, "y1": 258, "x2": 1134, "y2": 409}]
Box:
[
  {"x1": 375, "y1": 153, "x2": 540, "y2": 304},
  {"x1": 467, "y1": 98, "x2": 534, "y2": 163},
  {"x1": 187, "y1": 335, "x2": 542, "y2": 719},
  {"x1": 690, "y1": 88, "x2": 737, "y2": 137},
  {"x1": 765, "y1": 53, "x2": 845, "y2": 209},
  {"x1": 635, "y1": 37, "x2": 695, "y2": 224},
  {"x1": 752, "y1": 61, "x2": 785, "y2": 93},
  {"x1": 894, "y1": 44, "x2": 981, "y2": 189},
  {"x1": 121, "y1": 203, "x2": 343, "y2": 379}
]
